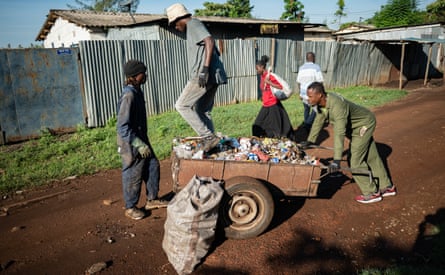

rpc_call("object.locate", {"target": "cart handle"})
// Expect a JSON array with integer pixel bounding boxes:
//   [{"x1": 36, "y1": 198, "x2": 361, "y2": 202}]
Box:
[{"x1": 319, "y1": 165, "x2": 373, "y2": 185}]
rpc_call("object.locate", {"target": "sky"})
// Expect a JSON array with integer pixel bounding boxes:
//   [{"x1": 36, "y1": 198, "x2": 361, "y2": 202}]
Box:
[{"x1": 0, "y1": 0, "x2": 437, "y2": 48}]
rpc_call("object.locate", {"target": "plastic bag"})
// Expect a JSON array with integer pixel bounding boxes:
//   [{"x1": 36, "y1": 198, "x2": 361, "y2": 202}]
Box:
[
  {"x1": 162, "y1": 175, "x2": 224, "y2": 275},
  {"x1": 269, "y1": 71, "x2": 293, "y2": 100}
]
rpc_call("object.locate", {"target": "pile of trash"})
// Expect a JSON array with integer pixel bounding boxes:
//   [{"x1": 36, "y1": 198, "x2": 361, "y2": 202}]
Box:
[{"x1": 172, "y1": 136, "x2": 320, "y2": 165}]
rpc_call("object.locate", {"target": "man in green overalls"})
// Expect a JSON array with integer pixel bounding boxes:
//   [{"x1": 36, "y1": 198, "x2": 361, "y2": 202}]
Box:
[{"x1": 302, "y1": 82, "x2": 396, "y2": 203}]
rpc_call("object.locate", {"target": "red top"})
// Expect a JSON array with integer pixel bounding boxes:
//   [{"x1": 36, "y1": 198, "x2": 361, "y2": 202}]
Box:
[{"x1": 260, "y1": 72, "x2": 282, "y2": 107}]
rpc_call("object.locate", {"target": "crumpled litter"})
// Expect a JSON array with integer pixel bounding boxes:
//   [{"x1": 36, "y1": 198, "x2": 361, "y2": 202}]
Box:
[{"x1": 172, "y1": 136, "x2": 320, "y2": 165}]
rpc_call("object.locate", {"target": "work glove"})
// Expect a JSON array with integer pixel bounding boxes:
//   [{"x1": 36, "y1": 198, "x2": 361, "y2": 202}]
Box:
[
  {"x1": 198, "y1": 66, "x2": 209, "y2": 88},
  {"x1": 328, "y1": 160, "x2": 341, "y2": 174},
  {"x1": 298, "y1": 141, "x2": 315, "y2": 150},
  {"x1": 131, "y1": 137, "x2": 151, "y2": 158}
]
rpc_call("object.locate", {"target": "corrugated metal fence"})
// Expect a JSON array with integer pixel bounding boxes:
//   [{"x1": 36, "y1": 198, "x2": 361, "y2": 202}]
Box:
[
  {"x1": 77, "y1": 39, "x2": 395, "y2": 128},
  {"x1": 1, "y1": 39, "x2": 443, "y2": 143},
  {"x1": 78, "y1": 39, "x2": 260, "y2": 127}
]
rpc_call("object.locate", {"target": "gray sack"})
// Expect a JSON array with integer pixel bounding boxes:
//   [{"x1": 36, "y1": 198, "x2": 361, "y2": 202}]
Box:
[{"x1": 162, "y1": 175, "x2": 224, "y2": 275}]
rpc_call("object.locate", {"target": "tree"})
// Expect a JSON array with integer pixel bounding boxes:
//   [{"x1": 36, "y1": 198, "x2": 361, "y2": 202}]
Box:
[
  {"x1": 227, "y1": 0, "x2": 253, "y2": 17},
  {"x1": 194, "y1": 0, "x2": 253, "y2": 18},
  {"x1": 334, "y1": 0, "x2": 347, "y2": 25},
  {"x1": 67, "y1": 0, "x2": 140, "y2": 12},
  {"x1": 280, "y1": 0, "x2": 305, "y2": 22},
  {"x1": 370, "y1": 0, "x2": 424, "y2": 28},
  {"x1": 194, "y1": 2, "x2": 228, "y2": 17},
  {"x1": 426, "y1": 0, "x2": 445, "y2": 22}
]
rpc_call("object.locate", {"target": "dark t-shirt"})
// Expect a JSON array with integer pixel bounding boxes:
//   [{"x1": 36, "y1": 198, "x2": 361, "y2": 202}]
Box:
[{"x1": 186, "y1": 18, "x2": 227, "y2": 84}]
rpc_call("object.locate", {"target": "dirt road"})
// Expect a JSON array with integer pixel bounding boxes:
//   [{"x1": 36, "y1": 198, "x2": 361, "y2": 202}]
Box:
[{"x1": 1, "y1": 83, "x2": 445, "y2": 274}]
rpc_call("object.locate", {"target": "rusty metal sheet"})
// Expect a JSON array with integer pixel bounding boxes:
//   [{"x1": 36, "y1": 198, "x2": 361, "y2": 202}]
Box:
[
  {"x1": 171, "y1": 153, "x2": 321, "y2": 197},
  {"x1": 268, "y1": 164, "x2": 315, "y2": 196},
  {"x1": 221, "y1": 161, "x2": 270, "y2": 180},
  {"x1": 174, "y1": 158, "x2": 224, "y2": 186},
  {"x1": 0, "y1": 48, "x2": 84, "y2": 143}
]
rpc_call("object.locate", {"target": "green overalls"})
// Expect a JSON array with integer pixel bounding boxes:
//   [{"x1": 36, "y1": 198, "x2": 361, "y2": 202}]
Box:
[{"x1": 308, "y1": 93, "x2": 392, "y2": 195}]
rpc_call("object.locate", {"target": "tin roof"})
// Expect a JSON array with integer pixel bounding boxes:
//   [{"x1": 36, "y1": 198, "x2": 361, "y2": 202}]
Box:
[
  {"x1": 334, "y1": 22, "x2": 445, "y2": 43},
  {"x1": 48, "y1": 9, "x2": 165, "y2": 27},
  {"x1": 36, "y1": 9, "x2": 165, "y2": 40},
  {"x1": 36, "y1": 9, "x2": 324, "y2": 41}
]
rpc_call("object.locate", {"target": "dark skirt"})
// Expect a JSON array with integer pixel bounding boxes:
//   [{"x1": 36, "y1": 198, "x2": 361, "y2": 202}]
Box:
[{"x1": 252, "y1": 102, "x2": 294, "y2": 140}]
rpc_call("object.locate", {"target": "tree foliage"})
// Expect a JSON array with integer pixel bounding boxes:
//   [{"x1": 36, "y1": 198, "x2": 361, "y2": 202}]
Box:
[
  {"x1": 67, "y1": 0, "x2": 140, "y2": 12},
  {"x1": 227, "y1": 0, "x2": 253, "y2": 17},
  {"x1": 370, "y1": 0, "x2": 424, "y2": 27},
  {"x1": 334, "y1": 0, "x2": 346, "y2": 25},
  {"x1": 194, "y1": 2, "x2": 228, "y2": 17},
  {"x1": 194, "y1": 0, "x2": 253, "y2": 18},
  {"x1": 280, "y1": 0, "x2": 305, "y2": 22},
  {"x1": 426, "y1": 0, "x2": 445, "y2": 22}
]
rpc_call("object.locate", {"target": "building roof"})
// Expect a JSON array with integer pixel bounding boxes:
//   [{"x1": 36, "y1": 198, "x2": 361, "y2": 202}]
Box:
[
  {"x1": 36, "y1": 9, "x2": 325, "y2": 41},
  {"x1": 403, "y1": 37, "x2": 445, "y2": 43},
  {"x1": 36, "y1": 9, "x2": 165, "y2": 40},
  {"x1": 333, "y1": 24, "x2": 376, "y2": 35},
  {"x1": 304, "y1": 25, "x2": 333, "y2": 33},
  {"x1": 334, "y1": 22, "x2": 445, "y2": 43}
]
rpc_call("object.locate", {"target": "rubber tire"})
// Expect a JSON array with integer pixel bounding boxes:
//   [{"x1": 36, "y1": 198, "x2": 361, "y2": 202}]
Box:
[{"x1": 220, "y1": 176, "x2": 274, "y2": 240}]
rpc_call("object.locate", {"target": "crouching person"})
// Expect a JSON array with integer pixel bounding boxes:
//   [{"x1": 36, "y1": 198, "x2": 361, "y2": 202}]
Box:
[{"x1": 302, "y1": 82, "x2": 396, "y2": 204}]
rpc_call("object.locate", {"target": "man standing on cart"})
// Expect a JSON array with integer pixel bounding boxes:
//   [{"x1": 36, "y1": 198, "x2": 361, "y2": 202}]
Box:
[
  {"x1": 166, "y1": 3, "x2": 227, "y2": 152},
  {"x1": 301, "y1": 82, "x2": 396, "y2": 204}
]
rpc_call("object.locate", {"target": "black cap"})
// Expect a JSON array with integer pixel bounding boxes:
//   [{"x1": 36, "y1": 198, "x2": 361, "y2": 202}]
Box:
[{"x1": 123, "y1": 60, "x2": 146, "y2": 77}]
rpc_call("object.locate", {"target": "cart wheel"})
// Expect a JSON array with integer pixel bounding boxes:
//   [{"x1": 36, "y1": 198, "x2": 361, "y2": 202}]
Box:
[{"x1": 220, "y1": 176, "x2": 274, "y2": 239}]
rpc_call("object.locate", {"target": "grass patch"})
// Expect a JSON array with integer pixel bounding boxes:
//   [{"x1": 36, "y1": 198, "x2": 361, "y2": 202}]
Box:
[{"x1": 0, "y1": 86, "x2": 406, "y2": 194}]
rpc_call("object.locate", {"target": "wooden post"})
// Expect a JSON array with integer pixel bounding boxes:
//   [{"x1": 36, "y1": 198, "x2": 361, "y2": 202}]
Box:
[
  {"x1": 270, "y1": 38, "x2": 276, "y2": 70},
  {"x1": 0, "y1": 123, "x2": 4, "y2": 145},
  {"x1": 424, "y1": 43, "x2": 433, "y2": 86},
  {"x1": 399, "y1": 42, "x2": 405, "y2": 90},
  {"x1": 442, "y1": 43, "x2": 445, "y2": 83}
]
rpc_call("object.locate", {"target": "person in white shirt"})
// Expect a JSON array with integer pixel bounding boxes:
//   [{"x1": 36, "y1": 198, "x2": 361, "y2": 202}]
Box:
[{"x1": 296, "y1": 52, "x2": 324, "y2": 131}]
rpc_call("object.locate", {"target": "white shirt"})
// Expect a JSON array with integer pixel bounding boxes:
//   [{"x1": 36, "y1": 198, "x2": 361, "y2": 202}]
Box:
[{"x1": 296, "y1": 62, "x2": 324, "y2": 104}]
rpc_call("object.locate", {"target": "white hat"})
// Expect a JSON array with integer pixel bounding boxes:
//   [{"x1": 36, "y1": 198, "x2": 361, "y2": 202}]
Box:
[{"x1": 166, "y1": 3, "x2": 191, "y2": 25}]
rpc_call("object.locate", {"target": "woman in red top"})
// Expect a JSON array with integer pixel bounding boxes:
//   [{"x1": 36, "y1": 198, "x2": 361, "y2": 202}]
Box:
[{"x1": 252, "y1": 55, "x2": 295, "y2": 140}]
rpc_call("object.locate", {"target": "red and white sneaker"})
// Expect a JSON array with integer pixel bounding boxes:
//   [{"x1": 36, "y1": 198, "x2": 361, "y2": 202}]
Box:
[
  {"x1": 381, "y1": 185, "x2": 397, "y2": 197},
  {"x1": 355, "y1": 193, "x2": 382, "y2": 204}
]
